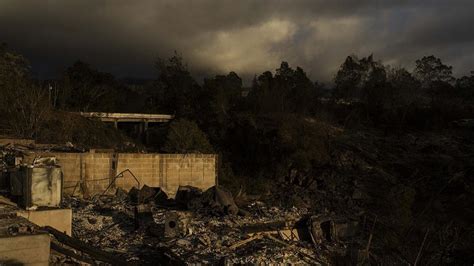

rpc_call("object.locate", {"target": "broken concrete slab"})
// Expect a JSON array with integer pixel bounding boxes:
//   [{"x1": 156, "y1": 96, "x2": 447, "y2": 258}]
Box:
[
  {"x1": 0, "y1": 233, "x2": 50, "y2": 265},
  {"x1": 17, "y1": 208, "x2": 72, "y2": 236},
  {"x1": 0, "y1": 216, "x2": 50, "y2": 266}
]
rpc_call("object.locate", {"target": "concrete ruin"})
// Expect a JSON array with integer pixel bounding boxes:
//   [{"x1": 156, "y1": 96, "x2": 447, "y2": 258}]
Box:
[
  {"x1": 78, "y1": 112, "x2": 174, "y2": 143},
  {"x1": 0, "y1": 138, "x2": 364, "y2": 264},
  {"x1": 0, "y1": 216, "x2": 51, "y2": 265},
  {"x1": 20, "y1": 151, "x2": 217, "y2": 198},
  {"x1": 0, "y1": 138, "x2": 220, "y2": 264}
]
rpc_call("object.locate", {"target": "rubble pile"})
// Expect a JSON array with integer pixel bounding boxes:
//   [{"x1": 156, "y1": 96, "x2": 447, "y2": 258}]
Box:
[
  {"x1": 0, "y1": 142, "x2": 85, "y2": 154},
  {"x1": 3, "y1": 127, "x2": 469, "y2": 264},
  {"x1": 64, "y1": 185, "x2": 366, "y2": 264}
]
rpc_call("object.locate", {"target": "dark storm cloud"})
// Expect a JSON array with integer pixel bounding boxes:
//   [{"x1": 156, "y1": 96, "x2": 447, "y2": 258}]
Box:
[{"x1": 0, "y1": 0, "x2": 473, "y2": 82}]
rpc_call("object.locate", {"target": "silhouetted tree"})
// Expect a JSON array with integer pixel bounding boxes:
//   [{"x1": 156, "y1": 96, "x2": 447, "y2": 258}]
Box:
[
  {"x1": 274, "y1": 62, "x2": 316, "y2": 114},
  {"x1": 333, "y1": 55, "x2": 364, "y2": 101},
  {"x1": 0, "y1": 43, "x2": 30, "y2": 90},
  {"x1": 0, "y1": 43, "x2": 31, "y2": 108},
  {"x1": 152, "y1": 52, "x2": 200, "y2": 117},
  {"x1": 291, "y1": 67, "x2": 318, "y2": 114},
  {"x1": 455, "y1": 71, "x2": 474, "y2": 102},
  {"x1": 249, "y1": 70, "x2": 274, "y2": 114},
  {"x1": 414, "y1": 55, "x2": 455, "y2": 87},
  {"x1": 386, "y1": 67, "x2": 422, "y2": 108},
  {"x1": 248, "y1": 62, "x2": 317, "y2": 115},
  {"x1": 62, "y1": 61, "x2": 121, "y2": 112},
  {"x1": 414, "y1": 55, "x2": 455, "y2": 100},
  {"x1": 385, "y1": 67, "x2": 423, "y2": 128},
  {"x1": 0, "y1": 44, "x2": 50, "y2": 138},
  {"x1": 200, "y1": 71, "x2": 243, "y2": 142},
  {"x1": 334, "y1": 55, "x2": 387, "y2": 120}
]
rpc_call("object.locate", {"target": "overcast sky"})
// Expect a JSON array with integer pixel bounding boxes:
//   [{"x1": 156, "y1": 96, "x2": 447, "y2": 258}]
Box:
[{"x1": 1, "y1": 0, "x2": 473, "y2": 84}]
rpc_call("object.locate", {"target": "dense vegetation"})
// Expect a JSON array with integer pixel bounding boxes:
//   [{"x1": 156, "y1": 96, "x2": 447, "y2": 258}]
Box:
[{"x1": 1, "y1": 44, "x2": 473, "y2": 184}]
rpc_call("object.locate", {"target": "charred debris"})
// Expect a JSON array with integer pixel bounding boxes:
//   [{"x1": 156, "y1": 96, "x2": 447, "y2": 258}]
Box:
[
  {"x1": 0, "y1": 142, "x2": 374, "y2": 265},
  {"x1": 1, "y1": 121, "x2": 474, "y2": 265},
  {"x1": 65, "y1": 184, "x2": 364, "y2": 265},
  {"x1": 1, "y1": 122, "x2": 474, "y2": 265}
]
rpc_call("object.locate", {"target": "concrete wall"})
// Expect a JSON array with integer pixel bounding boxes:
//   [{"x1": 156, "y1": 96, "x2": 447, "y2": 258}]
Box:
[
  {"x1": 54, "y1": 152, "x2": 116, "y2": 196},
  {"x1": 17, "y1": 208, "x2": 72, "y2": 236},
  {"x1": 47, "y1": 152, "x2": 217, "y2": 197}
]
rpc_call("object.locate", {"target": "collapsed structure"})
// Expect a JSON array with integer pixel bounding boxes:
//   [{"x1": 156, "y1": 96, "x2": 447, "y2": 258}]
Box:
[{"x1": 0, "y1": 138, "x2": 366, "y2": 265}]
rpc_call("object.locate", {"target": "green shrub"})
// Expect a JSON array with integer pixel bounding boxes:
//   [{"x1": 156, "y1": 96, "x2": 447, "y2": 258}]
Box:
[{"x1": 163, "y1": 119, "x2": 214, "y2": 153}]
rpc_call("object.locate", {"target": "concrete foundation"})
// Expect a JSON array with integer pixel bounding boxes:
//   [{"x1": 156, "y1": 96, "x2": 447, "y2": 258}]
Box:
[
  {"x1": 17, "y1": 208, "x2": 72, "y2": 236},
  {"x1": 0, "y1": 216, "x2": 51, "y2": 265},
  {"x1": 0, "y1": 234, "x2": 50, "y2": 265}
]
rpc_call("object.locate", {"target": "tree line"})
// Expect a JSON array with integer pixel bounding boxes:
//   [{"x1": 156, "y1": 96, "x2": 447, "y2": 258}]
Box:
[{"x1": 1, "y1": 44, "x2": 473, "y2": 189}]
